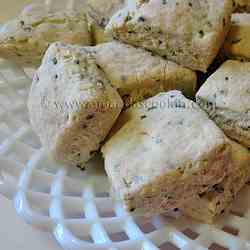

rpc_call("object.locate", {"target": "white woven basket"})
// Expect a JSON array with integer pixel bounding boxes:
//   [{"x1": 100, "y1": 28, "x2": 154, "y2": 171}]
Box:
[{"x1": 1, "y1": 1, "x2": 250, "y2": 250}]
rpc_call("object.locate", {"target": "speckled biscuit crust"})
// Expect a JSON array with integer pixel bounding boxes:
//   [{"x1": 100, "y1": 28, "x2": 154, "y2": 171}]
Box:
[
  {"x1": 86, "y1": 0, "x2": 125, "y2": 44},
  {"x1": 196, "y1": 60, "x2": 250, "y2": 149},
  {"x1": 28, "y1": 42, "x2": 123, "y2": 167},
  {"x1": 182, "y1": 140, "x2": 250, "y2": 223},
  {"x1": 223, "y1": 14, "x2": 250, "y2": 61},
  {"x1": 94, "y1": 41, "x2": 197, "y2": 106},
  {"x1": 233, "y1": 0, "x2": 250, "y2": 13},
  {"x1": 106, "y1": 0, "x2": 233, "y2": 72},
  {"x1": 102, "y1": 91, "x2": 233, "y2": 216},
  {"x1": 0, "y1": 4, "x2": 91, "y2": 66}
]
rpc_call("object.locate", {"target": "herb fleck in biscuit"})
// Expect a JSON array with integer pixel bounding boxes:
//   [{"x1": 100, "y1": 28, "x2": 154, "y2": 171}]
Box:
[
  {"x1": 0, "y1": 4, "x2": 91, "y2": 66},
  {"x1": 106, "y1": 0, "x2": 233, "y2": 72},
  {"x1": 102, "y1": 91, "x2": 233, "y2": 215},
  {"x1": 28, "y1": 42, "x2": 123, "y2": 167}
]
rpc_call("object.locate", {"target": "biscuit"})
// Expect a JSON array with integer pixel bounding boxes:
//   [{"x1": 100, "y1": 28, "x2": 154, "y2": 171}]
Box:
[
  {"x1": 106, "y1": 0, "x2": 233, "y2": 72},
  {"x1": 196, "y1": 60, "x2": 250, "y2": 148},
  {"x1": 94, "y1": 41, "x2": 197, "y2": 105},
  {"x1": 102, "y1": 91, "x2": 233, "y2": 216},
  {"x1": 182, "y1": 140, "x2": 250, "y2": 223},
  {"x1": 28, "y1": 42, "x2": 123, "y2": 167},
  {"x1": 233, "y1": 0, "x2": 250, "y2": 13},
  {"x1": 223, "y1": 13, "x2": 250, "y2": 61},
  {"x1": 86, "y1": 0, "x2": 125, "y2": 44},
  {"x1": 0, "y1": 4, "x2": 91, "y2": 66}
]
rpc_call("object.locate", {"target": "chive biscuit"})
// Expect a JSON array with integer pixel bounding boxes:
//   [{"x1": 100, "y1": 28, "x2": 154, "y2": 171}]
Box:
[
  {"x1": 233, "y1": 0, "x2": 250, "y2": 13},
  {"x1": 102, "y1": 91, "x2": 233, "y2": 216},
  {"x1": 106, "y1": 0, "x2": 233, "y2": 72},
  {"x1": 196, "y1": 60, "x2": 250, "y2": 149},
  {"x1": 28, "y1": 42, "x2": 123, "y2": 167},
  {"x1": 182, "y1": 140, "x2": 250, "y2": 223},
  {"x1": 94, "y1": 41, "x2": 197, "y2": 106},
  {"x1": 223, "y1": 14, "x2": 250, "y2": 61},
  {"x1": 0, "y1": 4, "x2": 91, "y2": 66},
  {"x1": 86, "y1": 0, "x2": 125, "y2": 44}
]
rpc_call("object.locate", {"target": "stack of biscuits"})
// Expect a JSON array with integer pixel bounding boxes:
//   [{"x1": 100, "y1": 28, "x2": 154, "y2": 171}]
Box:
[{"x1": 1, "y1": 0, "x2": 250, "y2": 223}]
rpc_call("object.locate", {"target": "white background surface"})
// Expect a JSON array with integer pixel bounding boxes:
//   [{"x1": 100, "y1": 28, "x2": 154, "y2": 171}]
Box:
[{"x1": 0, "y1": 194, "x2": 61, "y2": 250}]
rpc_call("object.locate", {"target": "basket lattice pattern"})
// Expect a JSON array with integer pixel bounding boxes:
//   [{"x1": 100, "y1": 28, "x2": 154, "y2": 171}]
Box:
[{"x1": 1, "y1": 0, "x2": 250, "y2": 249}]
